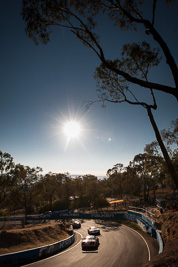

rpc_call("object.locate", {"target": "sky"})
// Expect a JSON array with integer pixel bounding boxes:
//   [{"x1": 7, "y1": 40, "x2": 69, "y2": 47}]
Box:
[{"x1": 0, "y1": 1, "x2": 177, "y2": 177}]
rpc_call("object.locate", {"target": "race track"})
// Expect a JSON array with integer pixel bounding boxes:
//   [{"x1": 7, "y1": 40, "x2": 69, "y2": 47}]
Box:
[{"x1": 24, "y1": 219, "x2": 159, "y2": 267}]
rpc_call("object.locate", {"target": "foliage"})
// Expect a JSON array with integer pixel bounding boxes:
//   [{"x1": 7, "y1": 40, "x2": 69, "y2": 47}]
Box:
[
  {"x1": 144, "y1": 119, "x2": 178, "y2": 190},
  {"x1": 94, "y1": 41, "x2": 161, "y2": 107},
  {"x1": 161, "y1": 119, "x2": 178, "y2": 148},
  {"x1": 145, "y1": 119, "x2": 178, "y2": 157},
  {"x1": 0, "y1": 151, "x2": 14, "y2": 174},
  {"x1": 0, "y1": 151, "x2": 15, "y2": 204},
  {"x1": 21, "y1": 1, "x2": 178, "y2": 188},
  {"x1": 11, "y1": 164, "x2": 43, "y2": 217},
  {"x1": 0, "y1": 209, "x2": 9, "y2": 217},
  {"x1": 1, "y1": 119, "x2": 177, "y2": 213},
  {"x1": 22, "y1": 0, "x2": 178, "y2": 99}
]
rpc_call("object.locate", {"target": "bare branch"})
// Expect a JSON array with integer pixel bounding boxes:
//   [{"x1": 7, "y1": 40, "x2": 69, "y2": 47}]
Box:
[{"x1": 152, "y1": 0, "x2": 157, "y2": 25}]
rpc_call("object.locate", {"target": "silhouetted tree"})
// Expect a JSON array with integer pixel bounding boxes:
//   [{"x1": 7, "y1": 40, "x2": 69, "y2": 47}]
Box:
[{"x1": 22, "y1": 0, "x2": 178, "y2": 188}]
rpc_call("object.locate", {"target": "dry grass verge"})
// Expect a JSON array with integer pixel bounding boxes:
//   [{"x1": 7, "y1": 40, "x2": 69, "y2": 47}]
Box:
[{"x1": 0, "y1": 221, "x2": 70, "y2": 255}]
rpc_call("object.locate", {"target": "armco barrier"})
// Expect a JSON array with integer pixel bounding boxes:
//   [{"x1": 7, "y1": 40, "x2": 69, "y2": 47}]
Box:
[{"x1": 0, "y1": 233, "x2": 74, "y2": 266}]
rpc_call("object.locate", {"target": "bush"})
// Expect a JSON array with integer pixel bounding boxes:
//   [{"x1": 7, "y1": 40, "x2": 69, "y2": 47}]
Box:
[{"x1": 0, "y1": 209, "x2": 9, "y2": 217}]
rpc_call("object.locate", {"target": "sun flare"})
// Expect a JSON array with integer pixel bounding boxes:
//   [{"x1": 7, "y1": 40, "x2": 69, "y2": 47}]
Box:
[{"x1": 63, "y1": 120, "x2": 81, "y2": 139}]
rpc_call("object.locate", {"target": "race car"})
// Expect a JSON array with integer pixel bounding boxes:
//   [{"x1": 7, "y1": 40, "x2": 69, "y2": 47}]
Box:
[
  {"x1": 81, "y1": 235, "x2": 100, "y2": 250},
  {"x1": 88, "y1": 226, "x2": 100, "y2": 235},
  {"x1": 71, "y1": 220, "x2": 81, "y2": 229}
]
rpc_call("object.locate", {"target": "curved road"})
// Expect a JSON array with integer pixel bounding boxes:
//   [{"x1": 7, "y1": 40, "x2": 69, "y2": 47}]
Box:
[{"x1": 24, "y1": 220, "x2": 159, "y2": 267}]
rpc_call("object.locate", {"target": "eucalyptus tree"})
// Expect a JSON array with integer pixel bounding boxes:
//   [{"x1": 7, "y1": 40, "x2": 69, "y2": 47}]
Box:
[
  {"x1": 132, "y1": 152, "x2": 167, "y2": 201},
  {"x1": 99, "y1": 177, "x2": 113, "y2": 198},
  {"x1": 0, "y1": 151, "x2": 15, "y2": 206},
  {"x1": 145, "y1": 119, "x2": 178, "y2": 157},
  {"x1": 145, "y1": 119, "x2": 178, "y2": 193},
  {"x1": 22, "y1": 0, "x2": 178, "y2": 188},
  {"x1": 71, "y1": 176, "x2": 84, "y2": 208},
  {"x1": 122, "y1": 166, "x2": 141, "y2": 198},
  {"x1": 39, "y1": 172, "x2": 59, "y2": 210},
  {"x1": 61, "y1": 175, "x2": 74, "y2": 208},
  {"x1": 129, "y1": 153, "x2": 152, "y2": 201},
  {"x1": 82, "y1": 174, "x2": 102, "y2": 208},
  {"x1": 161, "y1": 119, "x2": 178, "y2": 153},
  {"x1": 73, "y1": 176, "x2": 83, "y2": 197},
  {"x1": 106, "y1": 163, "x2": 124, "y2": 198},
  {"x1": 12, "y1": 164, "x2": 43, "y2": 218}
]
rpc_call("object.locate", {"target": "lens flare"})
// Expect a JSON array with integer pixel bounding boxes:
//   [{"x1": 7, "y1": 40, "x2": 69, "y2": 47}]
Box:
[{"x1": 63, "y1": 120, "x2": 81, "y2": 139}]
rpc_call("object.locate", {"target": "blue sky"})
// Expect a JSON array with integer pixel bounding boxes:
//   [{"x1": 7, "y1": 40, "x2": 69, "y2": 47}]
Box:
[{"x1": 0, "y1": 1, "x2": 177, "y2": 177}]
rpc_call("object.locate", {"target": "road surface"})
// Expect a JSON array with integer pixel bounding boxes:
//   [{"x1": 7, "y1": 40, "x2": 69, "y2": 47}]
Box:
[{"x1": 24, "y1": 219, "x2": 159, "y2": 267}]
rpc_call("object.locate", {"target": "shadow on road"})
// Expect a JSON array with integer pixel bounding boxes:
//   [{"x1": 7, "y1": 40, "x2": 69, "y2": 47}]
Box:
[
  {"x1": 82, "y1": 250, "x2": 99, "y2": 253},
  {"x1": 94, "y1": 220, "x2": 121, "y2": 232}
]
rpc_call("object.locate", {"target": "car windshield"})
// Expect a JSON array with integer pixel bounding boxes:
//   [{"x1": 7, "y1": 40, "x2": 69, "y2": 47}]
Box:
[{"x1": 85, "y1": 236, "x2": 95, "y2": 240}]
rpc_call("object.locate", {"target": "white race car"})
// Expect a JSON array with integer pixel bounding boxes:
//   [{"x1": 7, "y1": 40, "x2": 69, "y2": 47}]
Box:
[
  {"x1": 81, "y1": 235, "x2": 100, "y2": 250},
  {"x1": 88, "y1": 226, "x2": 100, "y2": 235}
]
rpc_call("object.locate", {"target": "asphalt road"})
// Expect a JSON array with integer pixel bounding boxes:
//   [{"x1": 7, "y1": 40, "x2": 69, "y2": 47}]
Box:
[{"x1": 23, "y1": 219, "x2": 159, "y2": 267}]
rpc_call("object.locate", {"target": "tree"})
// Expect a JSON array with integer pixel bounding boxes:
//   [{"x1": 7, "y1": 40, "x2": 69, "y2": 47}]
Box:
[
  {"x1": 161, "y1": 119, "x2": 178, "y2": 150},
  {"x1": 145, "y1": 119, "x2": 178, "y2": 191},
  {"x1": 0, "y1": 151, "x2": 14, "y2": 175},
  {"x1": 106, "y1": 164, "x2": 124, "y2": 198},
  {"x1": 12, "y1": 164, "x2": 43, "y2": 219},
  {"x1": 22, "y1": 0, "x2": 178, "y2": 99},
  {"x1": 22, "y1": 0, "x2": 178, "y2": 188},
  {"x1": 82, "y1": 174, "x2": 102, "y2": 208},
  {"x1": 0, "y1": 151, "x2": 15, "y2": 205},
  {"x1": 71, "y1": 176, "x2": 84, "y2": 209},
  {"x1": 62, "y1": 175, "x2": 74, "y2": 208},
  {"x1": 99, "y1": 177, "x2": 113, "y2": 198},
  {"x1": 40, "y1": 172, "x2": 59, "y2": 210},
  {"x1": 129, "y1": 153, "x2": 152, "y2": 201},
  {"x1": 124, "y1": 165, "x2": 142, "y2": 197}
]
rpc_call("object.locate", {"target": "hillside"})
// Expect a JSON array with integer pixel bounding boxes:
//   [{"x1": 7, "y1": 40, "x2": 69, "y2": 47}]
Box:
[
  {"x1": 0, "y1": 221, "x2": 70, "y2": 255},
  {"x1": 145, "y1": 211, "x2": 178, "y2": 267}
]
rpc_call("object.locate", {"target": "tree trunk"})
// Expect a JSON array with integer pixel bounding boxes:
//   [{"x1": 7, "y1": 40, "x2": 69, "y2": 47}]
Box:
[
  {"x1": 147, "y1": 107, "x2": 178, "y2": 189},
  {"x1": 153, "y1": 186, "x2": 156, "y2": 201},
  {"x1": 143, "y1": 177, "x2": 147, "y2": 202}
]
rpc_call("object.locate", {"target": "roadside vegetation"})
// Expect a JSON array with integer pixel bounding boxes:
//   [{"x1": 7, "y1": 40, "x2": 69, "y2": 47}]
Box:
[
  {"x1": 0, "y1": 221, "x2": 70, "y2": 255},
  {"x1": 0, "y1": 119, "x2": 177, "y2": 217}
]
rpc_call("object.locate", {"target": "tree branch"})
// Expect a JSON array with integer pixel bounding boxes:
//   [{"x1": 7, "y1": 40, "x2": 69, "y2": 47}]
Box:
[
  {"x1": 112, "y1": 0, "x2": 178, "y2": 93},
  {"x1": 152, "y1": 0, "x2": 157, "y2": 25}
]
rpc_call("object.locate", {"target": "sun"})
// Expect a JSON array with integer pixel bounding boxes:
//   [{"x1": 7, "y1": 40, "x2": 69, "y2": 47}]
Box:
[{"x1": 63, "y1": 120, "x2": 81, "y2": 139}]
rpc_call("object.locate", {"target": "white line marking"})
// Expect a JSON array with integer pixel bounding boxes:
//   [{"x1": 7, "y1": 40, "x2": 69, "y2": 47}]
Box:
[
  {"x1": 23, "y1": 231, "x2": 83, "y2": 266},
  {"x1": 122, "y1": 225, "x2": 151, "y2": 261}
]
